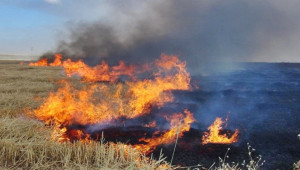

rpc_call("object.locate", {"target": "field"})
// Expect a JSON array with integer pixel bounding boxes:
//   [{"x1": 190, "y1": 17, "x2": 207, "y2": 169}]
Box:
[
  {"x1": 1, "y1": 61, "x2": 299, "y2": 170},
  {"x1": 0, "y1": 61, "x2": 169, "y2": 169}
]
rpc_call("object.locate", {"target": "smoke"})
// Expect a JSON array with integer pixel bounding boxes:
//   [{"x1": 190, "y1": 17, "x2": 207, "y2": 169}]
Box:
[
  {"x1": 44, "y1": 0, "x2": 61, "y2": 4},
  {"x1": 43, "y1": 0, "x2": 300, "y2": 72}
]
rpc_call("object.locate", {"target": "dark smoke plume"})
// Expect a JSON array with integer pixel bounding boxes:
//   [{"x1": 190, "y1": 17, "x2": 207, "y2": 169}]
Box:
[{"x1": 43, "y1": 0, "x2": 300, "y2": 73}]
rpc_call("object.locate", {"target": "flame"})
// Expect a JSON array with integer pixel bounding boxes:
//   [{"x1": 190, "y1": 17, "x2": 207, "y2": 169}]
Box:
[
  {"x1": 51, "y1": 125, "x2": 91, "y2": 143},
  {"x1": 31, "y1": 81, "x2": 118, "y2": 126},
  {"x1": 134, "y1": 110, "x2": 195, "y2": 154},
  {"x1": 62, "y1": 59, "x2": 135, "y2": 82},
  {"x1": 29, "y1": 58, "x2": 48, "y2": 66},
  {"x1": 28, "y1": 53, "x2": 241, "y2": 156},
  {"x1": 127, "y1": 54, "x2": 190, "y2": 115},
  {"x1": 28, "y1": 53, "x2": 241, "y2": 155},
  {"x1": 202, "y1": 117, "x2": 239, "y2": 145},
  {"x1": 29, "y1": 54, "x2": 63, "y2": 67},
  {"x1": 49, "y1": 54, "x2": 62, "y2": 66},
  {"x1": 31, "y1": 54, "x2": 191, "y2": 125},
  {"x1": 30, "y1": 54, "x2": 193, "y2": 149}
]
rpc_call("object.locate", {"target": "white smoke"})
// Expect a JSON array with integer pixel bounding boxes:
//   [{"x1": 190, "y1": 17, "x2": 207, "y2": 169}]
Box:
[{"x1": 45, "y1": 0, "x2": 61, "y2": 4}]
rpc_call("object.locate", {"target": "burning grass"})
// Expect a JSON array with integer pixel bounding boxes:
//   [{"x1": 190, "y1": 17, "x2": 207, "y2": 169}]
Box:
[
  {"x1": 0, "y1": 61, "x2": 66, "y2": 117},
  {"x1": 202, "y1": 117, "x2": 239, "y2": 145},
  {"x1": 0, "y1": 61, "x2": 169, "y2": 169},
  {"x1": 0, "y1": 59, "x2": 260, "y2": 169},
  {"x1": 0, "y1": 117, "x2": 169, "y2": 169},
  {"x1": 26, "y1": 54, "x2": 199, "y2": 153}
]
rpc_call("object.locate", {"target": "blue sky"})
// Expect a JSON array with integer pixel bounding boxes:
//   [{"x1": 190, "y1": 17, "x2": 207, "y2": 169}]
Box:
[
  {"x1": 0, "y1": 0, "x2": 107, "y2": 56},
  {"x1": 0, "y1": 1, "x2": 63, "y2": 55},
  {"x1": 0, "y1": 0, "x2": 300, "y2": 62}
]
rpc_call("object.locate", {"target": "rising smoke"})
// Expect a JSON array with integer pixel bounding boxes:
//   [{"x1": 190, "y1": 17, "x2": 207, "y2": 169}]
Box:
[{"x1": 42, "y1": 0, "x2": 300, "y2": 73}]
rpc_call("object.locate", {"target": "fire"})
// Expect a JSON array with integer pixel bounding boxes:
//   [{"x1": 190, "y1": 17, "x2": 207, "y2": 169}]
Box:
[
  {"x1": 134, "y1": 110, "x2": 195, "y2": 154},
  {"x1": 202, "y1": 117, "x2": 239, "y2": 145},
  {"x1": 62, "y1": 59, "x2": 135, "y2": 82},
  {"x1": 29, "y1": 58, "x2": 48, "y2": 66},
  {"x1": 31, "y1": 54, "x2": 190, "y2": 125},
  {"x1": 29, "y1": 54, "x2": 63, "y2": 66},
  {"x1": 51, "y1": 125, "x2": 91, "y2": 143},
  {"x1": 30, "y1": 54, "x2": 194, "y2": 149},
  {"x1": 31, "y1": 81, "x2": 119, "y2": 126},
  {"x1": 127, "y1": 54, "x2": 190, "y2": 114},
  {"x1": 49, "y1": 54, "x2": 62, "y2": 66},
  {"x1": 28, "y1": 53, "x2": 239, "y2": 155}
]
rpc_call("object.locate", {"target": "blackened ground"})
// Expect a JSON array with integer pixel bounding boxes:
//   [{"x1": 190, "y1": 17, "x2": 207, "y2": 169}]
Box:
[
  {"x1": 154, "y1": 63, "x2": 300, "y2": 170},
  {"x1": 93, "y1": 126, "x2": 157, "y2": 144},
  {"x1": 77, "y1": 63, "x2": 299, "y2": 169}
]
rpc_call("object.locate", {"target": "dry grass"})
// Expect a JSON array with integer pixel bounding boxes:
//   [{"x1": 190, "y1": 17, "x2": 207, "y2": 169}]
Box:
[
  {"x1": 0, "y1": 61, "x2": 169, "y2": 169},
  {"x1": 0, "y1": 61, "x2": 64, "y2": 117},
  {"x1": 295, "y1": 161, "x2": 300, "y2": 170},
  {"x1": 0, "y1": 61, "x2": 266, "y2": 170},
  {"x1": 0, "y1": 117, "x2": 169, "y2": 169},
  {"x1": 294, "y1": 134, "x2": 300, "y2": 170},
  {"x1": 207, "y1": 144, "x2": 264, "y2": 170}
]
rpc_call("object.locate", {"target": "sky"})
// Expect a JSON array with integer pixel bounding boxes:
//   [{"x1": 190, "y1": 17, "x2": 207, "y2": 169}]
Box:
[
  {"x1": 0, "y1": 1, "x2": 59, "y2": 56},
  {"x1": 0, "y1": 0, "x2": 108, "y2": 57},
  {"x1": 0, "y1": 0, "x2": 300, "y2": 62}
]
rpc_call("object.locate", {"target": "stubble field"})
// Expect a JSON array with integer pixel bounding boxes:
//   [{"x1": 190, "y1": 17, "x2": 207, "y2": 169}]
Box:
[
  {"x1": 1, "y1": 61, "x2": 299, "y2": 170},
  {"x1": 0, "y1": 61, "x2": 169, "y2": 169}
]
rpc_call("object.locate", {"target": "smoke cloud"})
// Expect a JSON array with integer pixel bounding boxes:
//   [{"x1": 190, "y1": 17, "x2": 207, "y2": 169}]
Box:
[{"x1": 43, "y1": 0, "x2": 300, "y2": 72}]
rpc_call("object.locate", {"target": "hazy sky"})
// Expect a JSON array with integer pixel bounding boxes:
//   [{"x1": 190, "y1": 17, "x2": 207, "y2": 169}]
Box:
[
  {"x1": 0, "y1": 0, "x2": 107, "y2": 56},
  {"x1": 0, "y1": 0, "x2": 300, "y2": 62}
]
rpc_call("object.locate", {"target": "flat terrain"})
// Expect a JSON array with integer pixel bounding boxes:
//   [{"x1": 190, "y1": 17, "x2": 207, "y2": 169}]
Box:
[
  {"x1": 0, "y1": 61, "x2": 64, "y2": 117},
  {"x1": 175, "y1": 63, "x2": 300, "y2": 169},
  {"x1": 1, "y1": 61, "x2": 299, "y2": 169},
  {"x1": 0, "y1": 61, "x2": 168, "y2": 169}
]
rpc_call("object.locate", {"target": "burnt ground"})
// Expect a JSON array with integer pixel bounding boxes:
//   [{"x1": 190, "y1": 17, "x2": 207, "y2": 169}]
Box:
[
  {"x1": 148, "y1": 63, "x2": 300, "y2": 169},
  {"x1": 164, "y1": 63, "x2": 300, "y2": 169},
  {"x1": 78, "y1": 63, "x2": 300, "y2": 169}
]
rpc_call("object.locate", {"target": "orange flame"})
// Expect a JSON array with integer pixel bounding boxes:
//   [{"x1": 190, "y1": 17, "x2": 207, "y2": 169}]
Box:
[
  {"x1": 62, "y1": 59, "x2": 136, "y2": 82},
  {"x1": 49, "y1": 54, "x2": 62, "y2": 66},
  {"x1": 127, "y1": 54, "x2": 190, "y2": 115},
  {"x1": 29, "y1": 54, "x2": 63, "y2": 67},
  {"x1": 30, "y1": 54, "x2": 193, "y2": 149},
  {"x1": 51, "y1": 125, "x2": 91, "y2": 143},
  {"x1": 31, "y1": 54, "x2": 191, "y2": 124},
  {"x1": 134, "y1": 110, "x2": 195, "y2": 154},
  {"x1": 29, "y1": 58, "x2": 48, "y2": 66},
  {"x1": 202, "y1": 117, "x2": 239, "y2": 145},
  {"x1": 28, "y1": 53, "x2": 241, "y2": 154},
  {"x1": 31, "y1": 81, "x2": 117, "y2": 126}
]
